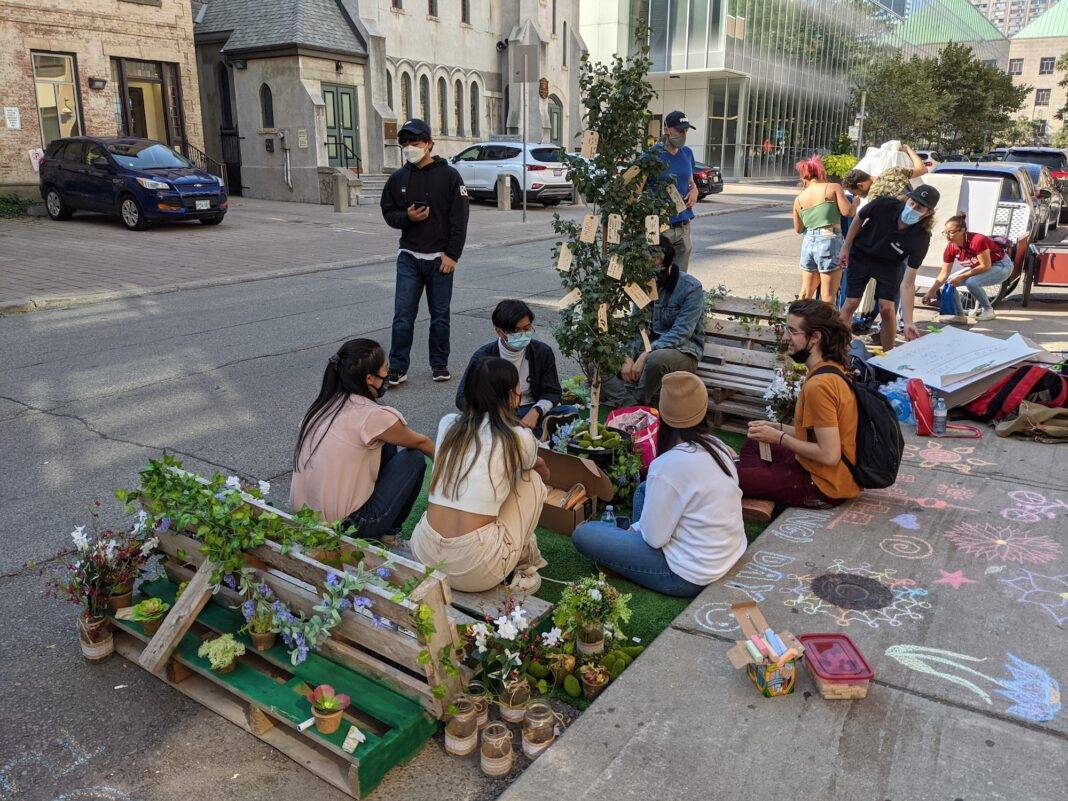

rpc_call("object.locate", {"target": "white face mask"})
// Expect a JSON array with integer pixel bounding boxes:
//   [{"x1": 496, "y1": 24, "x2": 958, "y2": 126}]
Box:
[{"x1": 404, "y1": 144, "x2": 427, "y2": 164}]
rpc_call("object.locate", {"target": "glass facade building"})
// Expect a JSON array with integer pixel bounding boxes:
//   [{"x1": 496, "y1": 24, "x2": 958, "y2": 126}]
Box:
[{"x1": 630, "y1": 0, "x2": 1009, "y2": 177}]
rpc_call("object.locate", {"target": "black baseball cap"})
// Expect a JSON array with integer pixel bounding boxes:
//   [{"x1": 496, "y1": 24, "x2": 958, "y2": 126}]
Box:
[
  {"x1": 398, "y1": 118, "x2": 432, "y2": 143},
  {"x1": 906, "y1": 184, "x2": 941, "y2": 209},
  {"x1": 664, "y1": 110, "x2": 695, "y2": 131}
]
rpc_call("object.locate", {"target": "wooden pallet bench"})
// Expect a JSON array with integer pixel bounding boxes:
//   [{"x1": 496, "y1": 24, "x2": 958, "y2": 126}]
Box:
[
  {"x1": 111, "y1": 576, "x2": 436, "y2": 798},
  {"x1": 699, "y1": 296, "x2": 787, "y2": 432}
]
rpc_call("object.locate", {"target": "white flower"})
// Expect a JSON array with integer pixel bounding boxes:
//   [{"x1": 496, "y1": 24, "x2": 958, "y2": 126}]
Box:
[
  {"x1": 258, "y1": 480, "x2": 270, "y2": 495},
  {"x1": 132, "y1": 510, "x2": 149, "y2": 533},
  {"x1": 470, "y1": 622, "x2": 490, "y2": 654},
  {"x1": 494, "y1": 615, "x2": 519, "y2": 641},
  {"x1": 588, "y1": 588, "x2": 602, "y2": 602},
  {"x1": 104, "y1": 539, "x2": 117, "y2": 561},
  {"x1": 541, "y1": 627, "x2": 563, "y2": 648},
  {"x1": 140, "y1": 536, "x2": 159, "y2": 556},
  {"x1": 475, "y1": 637, "x2": 488, "y2": 654},
  {"x1": 225, "y1": 475, "x2": 242, "y2": 491},
  {"x1": 509, "y1": 606, "x2": 529, "y2": 632},
  {"x1": 70, "y1": 525, "x2": 89, "y2": 551}
]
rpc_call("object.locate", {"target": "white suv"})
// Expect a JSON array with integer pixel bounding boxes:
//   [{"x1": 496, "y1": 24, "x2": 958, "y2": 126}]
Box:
[{"x1": 450, "y1": 142, "x2": 574, "y2": 208}]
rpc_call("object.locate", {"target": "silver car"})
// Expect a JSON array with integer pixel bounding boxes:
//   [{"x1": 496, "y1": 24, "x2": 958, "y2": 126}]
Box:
[{"x1": 450, "y1": 142, "x2": 574, "y2": 208}]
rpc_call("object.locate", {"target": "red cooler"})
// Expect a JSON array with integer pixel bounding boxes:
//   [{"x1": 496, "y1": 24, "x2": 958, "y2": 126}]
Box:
[{"x1": 798, "y1": 633, "x2": 874, "y2": 700}]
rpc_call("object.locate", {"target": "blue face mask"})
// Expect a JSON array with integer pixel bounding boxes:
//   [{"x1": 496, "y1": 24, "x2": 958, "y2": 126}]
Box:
[
  {"x1": 900, "y1": 205, "x2": 924, "y2": 226},
  {"x1": 505, "y1": 331, "x2": 533, "y2": 351}
]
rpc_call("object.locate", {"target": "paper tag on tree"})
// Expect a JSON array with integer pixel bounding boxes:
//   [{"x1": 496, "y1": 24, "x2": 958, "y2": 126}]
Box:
[
  {"x1": 556, "y1": 243, "x2": 573, "y2": 272},
  {"x1": 645, "y1": 215, "x2": 660, "y2": 245},
  {"x1": 660, "y1": 222, "x2": 670, "y2": 232},
  {"x1": 646, "y1": 279, "x2": 658, "y2": 300},
  {"x1": 606, "y1": 213, "x2": 622, "y2": 244},
  {"x1": 560, "y1": 287, "x2": 582, "y2": 307},
  {"x1": 607, "y1": 255, "x2": 623, "y2": 280},
  {"x1": 597, "y1": 303, "x2": 608, "y2": 332},
  {"x1": 624, "y1": 282, "x2": 652, "y2": 309},
  {"x1": 579, "y1": 214, "x2": 598, "y2": 243},
  {"x1": 621, "y1": 165, "x2": 641, "y2": 184},
  {"x1": 667, "y1": 183, "x2": 687, "y2": 214},
  {"x1": 580, "y1": 130, "x2": 599, "y2": 158},
  {"x1": 640, "y1": 328, "x2": 652, "y2": 353}
]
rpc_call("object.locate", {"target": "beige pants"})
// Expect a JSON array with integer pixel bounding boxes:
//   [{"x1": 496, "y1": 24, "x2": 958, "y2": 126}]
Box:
[{"x1": 410, "y1": 473, "x2": 548, "y2": 593}]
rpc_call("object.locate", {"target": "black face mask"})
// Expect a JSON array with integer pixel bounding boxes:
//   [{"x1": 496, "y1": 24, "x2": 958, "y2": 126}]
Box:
[
  {"x1": 656, "y1": 263, "x2": 678, "y2": 290},
  {"x1": 372, "y1": 377, "x2": 388, "y2": 399},
  {"x1": 788, "y1": 337, "x2": 812, "y2": 365}
]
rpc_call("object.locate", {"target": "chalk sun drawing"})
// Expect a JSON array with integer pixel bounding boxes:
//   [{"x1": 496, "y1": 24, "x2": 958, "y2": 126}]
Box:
[
  {"x1": 692, "y1": 602, "x2": 740, "y2": 635},
  {"x1": 937, "y1": 482, "x2": 975, "y2": 502},
  {"x1": 903, "y1": 442, "x2": 995, "y2": 475},
  {"x1": 943, "y1": 521, "x2": 1060, "y2": 565},
  {"x1": 1001, "y1": 489, "x2": 1068, "y2": 524},
  {"x1": 999, "y1": 570, "x2": 1068, "y2": 626},
  {"x1": 884, "y1": 645, "x2": 1061, "y2": 724},
  {"x1": 780, "y1": 560, "x2": 931, "y2": 628},
  {"x1": 880, "y1": 534, "x2": 934, "y2": 559}
]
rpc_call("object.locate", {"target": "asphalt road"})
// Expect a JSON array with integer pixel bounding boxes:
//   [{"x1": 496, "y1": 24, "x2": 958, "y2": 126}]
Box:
[{"x1": 0, "y1": 206, "x2": 798, "y2": 801}]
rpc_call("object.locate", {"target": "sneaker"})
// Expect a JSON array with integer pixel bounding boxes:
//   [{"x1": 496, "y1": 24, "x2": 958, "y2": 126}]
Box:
[
  {"x1": 937, "y1": 313, "x2": 970, "y2": 324},
  {"x1": 975, "y1": 307, "x2": 997, "y2": 321},
  {"x1": 387, "y1": 370, "x2": 407, "y2": 386},
  {"x1": 432, "y1": 367, "x2": 451, "y2": 382}
]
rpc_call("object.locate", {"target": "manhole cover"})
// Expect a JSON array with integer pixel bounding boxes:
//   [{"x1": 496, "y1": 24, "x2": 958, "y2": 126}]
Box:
[{"x1": 810, "y1": 573, "x2": 893, "y2": 610}]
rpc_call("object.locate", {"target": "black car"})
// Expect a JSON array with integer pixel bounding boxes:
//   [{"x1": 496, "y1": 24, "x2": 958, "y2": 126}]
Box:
[
  {"x1": 39, "y1": 136, "x2": 228, "y2": 230},
  {"x1": 693, "y1": 162, "x2": 724, "y2": 199}
]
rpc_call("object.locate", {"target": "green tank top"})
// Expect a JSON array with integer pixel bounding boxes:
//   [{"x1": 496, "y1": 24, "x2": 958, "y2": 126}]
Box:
[{"x1": 798, "y1": 190, "x2": 842, "y2": 230}]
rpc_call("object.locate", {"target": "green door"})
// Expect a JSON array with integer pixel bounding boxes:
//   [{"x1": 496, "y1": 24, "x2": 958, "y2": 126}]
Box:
[{"x1": 322, "y1": 84, "x2": 360, "y2": 169}]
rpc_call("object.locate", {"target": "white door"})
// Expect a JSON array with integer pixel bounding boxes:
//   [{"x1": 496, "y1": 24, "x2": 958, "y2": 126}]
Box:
[{"x1": 451, "y1": 145, "x2": 483, "y2": 190}]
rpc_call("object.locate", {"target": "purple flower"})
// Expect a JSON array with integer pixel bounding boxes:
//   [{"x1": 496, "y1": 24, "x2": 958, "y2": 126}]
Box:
[
  {"x1": 371, "y1": 613, "x2": 385, "y2": 629},
  {"x1": 338, "y1": 598, "x2": 352, "y2": 611},
  {"x1": 222, "y1": 573, "x2": 238, "y2": 589},
  {"x1": 256, "y1": 583, "x2": 274, "y2": 600},
  {"x1": 241, "y1": 600, "x2": 256, "y2": 621},
  {"x1": 295, "y1": 645, "x2": 309, "y2": 664},
  {"x1": 355, "y1": 596, "x2": 373, "y2": 609},
  {"x1": 281, "y1": 631, "x2": 295, "y2": 648},
  {"x1": 326, "y1": 571, "x2": 340, "y2": 589},
  {"x1": 375, "y1": 566, "x2": 391, "y2": 580},
  {"x1": 156, "y1": 516, "x2": 172, "y2": 531}
]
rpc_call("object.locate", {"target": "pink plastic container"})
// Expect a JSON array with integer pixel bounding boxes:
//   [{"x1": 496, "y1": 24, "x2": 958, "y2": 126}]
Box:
[{"x1": 798, "y1": 633, "x2": 874, "y2": 700}]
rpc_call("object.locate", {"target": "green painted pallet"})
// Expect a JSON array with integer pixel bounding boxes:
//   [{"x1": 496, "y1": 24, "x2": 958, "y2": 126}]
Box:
[{"x1": 111, "y1": 576, "x2": 437, "y2": 798}]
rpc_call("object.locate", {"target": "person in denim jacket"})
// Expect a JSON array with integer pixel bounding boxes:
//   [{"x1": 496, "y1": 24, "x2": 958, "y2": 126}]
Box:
[{"x1": 604, "y1": 236, "x2": 705, "y2": 407}]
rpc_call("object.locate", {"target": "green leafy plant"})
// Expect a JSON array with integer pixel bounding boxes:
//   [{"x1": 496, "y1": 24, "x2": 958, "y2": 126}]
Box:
[
  {"x1": 310, "y1": 683, "x2": 350, "y2": 713},
  {"x1": 606, "y1": 448, "x2": 642, "y2": 510},
  {"x1": 553, "y1": 575, "x2": 632, "y2": 643},
  {"x1": 197, "y1": 633, "x2": 245, "y2": 671},
  {"x1": 0, "y1": 194, "x2": 33, "y2": 218},
  {"x1": 560, "y1": 375, "x2": 591, "y2": 405},
  {"x1": 820, "y1": 153, "x2": 858, "y2": 179},
  {"x1": 130, "y1": 597, "x2": 170, "y2": 621}
]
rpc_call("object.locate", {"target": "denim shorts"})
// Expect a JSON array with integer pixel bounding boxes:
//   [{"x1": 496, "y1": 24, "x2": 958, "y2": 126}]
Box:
[{"x1": 799, "y1": 228, "x2": 843, "y2": 273}]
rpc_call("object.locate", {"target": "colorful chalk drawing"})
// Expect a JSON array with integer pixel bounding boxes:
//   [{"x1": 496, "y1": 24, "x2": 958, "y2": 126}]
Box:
[
  {"x1": 902, "y1": 442, "x2": 995, "y2": 475},
  {"x1": 723, "y1": 550, "x2": 796, "y2": 602},
  {"x1": 999, "y1": 570, "x2": 1068, "y2": 626},
  {"x1": 692, "y1": 601, "x2": 740, "y2": 635},
  {"x1": 879, "y1": 533, "x2": 934, "y2": 559},
  {"x1": 937, "y1": 482, "x2": 975, "y2": 502},
  {"x1": 943, "y1": 521, "x2": 1061, "y2": 565},
  {"x1": 889, "y1": 513, "x2": 921, "y2": 531},
  {"x1": 884, "y1": 645, "x2": 1062, "y2": 724},
  {"x1": 780, "y1": 560, "x2": 931, "y2": 628},
  {"x1": 826, "y1": 497, "x2": 892, "y2": 530},
  {"x1": 933, "y1": 569, "x2": 977, "y2": 589},
  {"x1": 1001, "y1": 490, "x2": 1068, "y2": 524},
  {"x1": 769, "y1": 508, "x2": 835, "y2": 544},
  {"x1": 52, "y1": 791, "x2": 132, "y2": 801},
  {"x1": 0, "y1": 729, "x2": 103, "y2": 799}
]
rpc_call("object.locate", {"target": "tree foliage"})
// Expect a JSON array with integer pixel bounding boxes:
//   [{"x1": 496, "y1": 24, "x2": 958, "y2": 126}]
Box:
[{"x1": 1055, "y1": 52, "x2": 1068, "y2": 123}]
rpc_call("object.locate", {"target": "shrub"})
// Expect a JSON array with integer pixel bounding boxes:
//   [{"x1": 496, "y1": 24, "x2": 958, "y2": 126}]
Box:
[{"x1": 820, "y1": 154, "x2": 858, "y2": 179}]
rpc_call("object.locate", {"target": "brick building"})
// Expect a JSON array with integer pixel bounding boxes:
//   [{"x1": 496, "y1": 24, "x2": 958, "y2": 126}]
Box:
[
  {"x1": 1008, "y1": 0, "x2": 1068, "y2": 143},
  {"x1": 0, "y1": 0, "x2": 204, "y2": 196}
]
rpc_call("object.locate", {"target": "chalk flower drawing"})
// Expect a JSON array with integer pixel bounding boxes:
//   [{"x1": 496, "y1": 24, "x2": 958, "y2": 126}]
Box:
[
  {"x1": 902, "y1": 442, "x2": 995, "y2": 475},
  {"x1": 780, "y1": 560, "x2": 931, "y2": 628},
  {"x1": 937, "y1": 483, "x2": 975, "y2": 502},
  {"x1": 943, "y1": 521, "x2": 1060, "y2": 565},
  {"x1": 999, "y1": 570, "x2": 1068, "y2": 626},
  {"x1": 885, "y1": 645, "x2": 1061, "y2": 724}
]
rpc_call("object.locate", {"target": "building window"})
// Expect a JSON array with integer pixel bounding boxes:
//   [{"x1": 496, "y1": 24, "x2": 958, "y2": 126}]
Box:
[
  {"x1": 391, "y1": 0, "x2": 402, "y2": 9},
  {"x1": 419, "y1": 74, "x2": 430, "y2": 121},
  {"x1": 552, "y1": 0, "x2": 557, "y2": 34},
  {"x1": 401, "y1": 73, "x2": 412, "y2": 120},
  {"x1": 454, "y1": 78, "x2": 464, "y2": 136},
  {"x1": 470, "y1": 83, "x2": 480, "y2": 137},
  {"x1": 562, "y1": 21, "x2": 568, "y2": 67},
  {"x1": 1039, "y1": 57, "x2": 1055, "y2": 75},
  {"x1": 32, "y1": 52, "x2": 82, "y2": 146},
  {"x1": 218, "y1": 64, "x2": 234, "y2": 129},
  {"x1": 461, "y1": 0, "x2": 470, "y2": 23},
  {"x1": 437, "y1": 77, "x2": 448, "y2": 135},
  {"x1": 386, "y1": 71, "x2": 394, "y2": 112},
  {"x1": 1007, "y1": 58, "x2": 1023, "y2": 75},
  {"x1": 260, "y1": 83, "x2": 274, "y2": 128},
  {"x1": 428, "y1": 0, "x2": 437, "y2": 15},
  {"x1": 1035, "y1": 88, "x2": 1051, "y2": 106}
]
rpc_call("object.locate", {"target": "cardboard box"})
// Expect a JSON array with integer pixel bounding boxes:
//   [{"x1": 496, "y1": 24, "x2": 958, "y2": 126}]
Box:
[
  {"x1": 725, "y1": 602, "x2": 805, "y2": 698},
  {"x1": 537, "y1": 447, "x2": 615, "y2": 535}
]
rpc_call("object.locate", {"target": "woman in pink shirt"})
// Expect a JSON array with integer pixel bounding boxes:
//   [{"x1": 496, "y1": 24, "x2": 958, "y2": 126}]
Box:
[{"x1": 290, "y1": 339, "x2": 434, "y2": 539}]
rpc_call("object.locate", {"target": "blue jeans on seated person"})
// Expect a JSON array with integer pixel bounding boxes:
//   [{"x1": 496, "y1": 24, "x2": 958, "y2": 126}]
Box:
[
  {"x1": 344, "y1": 444, "x2": 427, "y2": 540},
  {"x1": 517, "y1": 402, "x2": 579, "y2": 439},
  {"x1": 950, "y1": 254, "x2": 1013, "y2": 314},
  {"x1": 571, "y1": 482, "x2": 705, "y2": 598}
]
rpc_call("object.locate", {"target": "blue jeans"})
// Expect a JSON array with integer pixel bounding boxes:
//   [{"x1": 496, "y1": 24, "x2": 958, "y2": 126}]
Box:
[
  {"x1": 343, "y1": 444, "x2": 427, "y2": 540},
  {"x1": 517, "y1": 402, "x2": 579, "y2": 439},
  {"x1": 571, "y1": 482, "x2": 705, "y2": 597},
  {"x1": 799, "y1": 228, "x2": 843, "y2": 273},
  {"x1": 951, "y1": 255, "x2": 1012, "y2": 313},
  {"x1": 389, "y1": 251, "x2": 454, "y2": 374}
]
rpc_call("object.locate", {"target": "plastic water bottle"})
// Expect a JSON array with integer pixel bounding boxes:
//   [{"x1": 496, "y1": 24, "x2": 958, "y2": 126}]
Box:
[
  {"x1": 600, "y1": 504, "x2": 615, "y2": 524},
  {"x1": 933, "y1": 396, "x2": 948, "y2": 436}
]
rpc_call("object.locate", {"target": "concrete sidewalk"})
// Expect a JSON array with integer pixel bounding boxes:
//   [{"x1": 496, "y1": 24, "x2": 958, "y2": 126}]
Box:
[
  {"x1": 501, "y1": 429, "x2": 1067, "y2": 801},
  {"x1": 0, "y1": 182, "x2": 795, "y2": 315}
]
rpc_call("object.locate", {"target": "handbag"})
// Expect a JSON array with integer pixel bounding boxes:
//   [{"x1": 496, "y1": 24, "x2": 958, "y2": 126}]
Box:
[
  {"x1": 907, "y1": 379, "x2": 982, "y2": 438},
  {"x1": 606, "y1": 406, "x2": 660, "y2": 471}
]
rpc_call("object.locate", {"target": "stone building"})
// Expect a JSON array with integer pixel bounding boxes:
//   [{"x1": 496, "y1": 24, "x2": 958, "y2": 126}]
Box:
[
  {"x1": 191, "y1": 0, "x2": 585, "y2": 204},
  {"x1": 0, "y1": 0, "x2": 204, "y2": 196},
  {"x1": 1007, "y1": 0, "x2": 1068, "y2": 142}
]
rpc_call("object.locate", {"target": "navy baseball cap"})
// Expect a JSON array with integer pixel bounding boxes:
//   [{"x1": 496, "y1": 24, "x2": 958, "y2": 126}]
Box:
[
  {"x1": 906, "y1": 184, "x2": 941, "y2": 210},
  {"x1": 664, "y1": 110, "x2": 695, "y2": 131},
  {"x1": 398, "y1": 118, "x2": 432, "y2": 143}
]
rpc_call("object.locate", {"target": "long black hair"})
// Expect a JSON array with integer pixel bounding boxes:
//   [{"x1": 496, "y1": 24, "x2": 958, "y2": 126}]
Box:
[
  {"x1": 656, "y1": 417, "x2": 735, "y2": 477},
  {"x1": 294, "y1": 339, "x2": 386, "y2": 472}
]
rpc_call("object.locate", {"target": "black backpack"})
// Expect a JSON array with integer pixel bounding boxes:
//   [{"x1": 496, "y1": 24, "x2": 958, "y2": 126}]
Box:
[{"x1": 808, "y1": 366, "x2": 904, "y2": 490}]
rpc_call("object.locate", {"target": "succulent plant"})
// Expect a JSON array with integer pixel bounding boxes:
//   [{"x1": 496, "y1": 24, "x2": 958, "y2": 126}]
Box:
[
  {"x1": 197, "y1": 633, "x2": 245, "y2": 671},
  {"x1": 130, "y1": 597, "x2": 170, "y2": 621},
  {"x1": 310, "y1": 683, "x2": 350, "y2": 713}
]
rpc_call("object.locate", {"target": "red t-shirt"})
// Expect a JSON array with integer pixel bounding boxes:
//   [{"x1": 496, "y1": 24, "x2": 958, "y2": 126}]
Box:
[{"x1": 943, "y1": 232, "x2": 1004, "y2": 268}]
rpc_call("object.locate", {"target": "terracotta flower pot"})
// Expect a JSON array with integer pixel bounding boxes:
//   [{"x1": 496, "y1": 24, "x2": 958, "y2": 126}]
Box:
[
  {"x1": 549, "y1": 654, "x2": 576, "y2": 684},
  {"x1": 78, "y1": 617, "x2": 113, "y2": 662},
  {"x1": 215, "y1": 660, "x2": 237, "y2": 674},
  {"x1": 108, "y1": 589, "x2": 134, "y2": 613},
  {"x1": 141, "y1": 616, "x2": 163, "y2": 636},
  {"x1": 314, "y1": 706, "x2": 344, "y2": 734},
  {"x1": 250, "y1": 630, "x2": 276, "y2": 651},
  {"x1": 581, "y1": 673, "x2": 608, "y2": 701}
]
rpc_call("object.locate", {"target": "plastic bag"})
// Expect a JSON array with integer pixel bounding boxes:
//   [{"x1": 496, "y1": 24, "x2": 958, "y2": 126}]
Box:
[
  {"x1": 879, "y1": 378, "x2": 915, "y2": 426},
  {"x1": 606, "y1": 406, "x2": 660, "y2": 471},
  {"x1": 939, "y1": 283, "x2": 958, "y2": 316},
  {"x1": 855, "y1": 140, "x2": 912, "y2": 178}
]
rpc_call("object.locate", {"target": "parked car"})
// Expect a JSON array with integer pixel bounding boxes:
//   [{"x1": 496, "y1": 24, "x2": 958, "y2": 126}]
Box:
[
  {"x1": 693, "y1": 162, "x2": 724, "y2": 199},
  {"x1": 915, "y1": 150, "x2": 941, "y2": 169},
  {"x1": 1010, "y1": 162, "x2": 1062, "y2": 238},
  {"x1": 1002, "y1": 147, "x2": 1068, "y2": 222},
  {"x1": 983, "y1": 148, "x2": 1010, "y2": 161},
  {"x1": 39, "y1": 137, "x2": 227, "y2": 231},
  {"x1": 450, "y1": 142, "x2": 574, "y2": 208}
]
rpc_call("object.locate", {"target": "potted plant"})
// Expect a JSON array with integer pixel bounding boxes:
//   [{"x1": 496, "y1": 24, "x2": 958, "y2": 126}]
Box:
[
  {"x1": 540, "y1": 627, "x2": 576, "y2": 683},
  {"x1": 309, "y1": 684, "x2": 350, "y2": 734},
  {"x1": 579, "y1": 662, "x2": 610, "y2": 701},
  {"x1": 240, "y1": 582, "x2": 279, "y2": 651},
  {"x1": 198, "y1": 633, "x2": 245, "y2": 674},
  {"x1": 127, "y1": 597, "x2": 170, "y2": 636},
  {"x1": 461, "y1": 601, "x2": 544, "y2": 722},
  {"x1": 553, "y1": 575, "x2": 632, "y2": 657}
]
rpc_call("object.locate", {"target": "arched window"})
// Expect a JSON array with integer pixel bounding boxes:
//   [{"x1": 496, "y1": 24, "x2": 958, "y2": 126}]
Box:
[
  {"x1": 548, "y1": 94, "x2": 563, "y2": 145},
  {"x1": 470, "y1": 82, "x2": 480, "y2": 137},
  {"x1": 401, "y1": 73, "x2": 412, "y2": 121},
  {"x1": 259, "y1": 83, "x2": 274, "y2": 128},
  {"x1": 386, "y1": 71, "x2": 394, "y2": 112},
  {"x1": 218, "y1": 65, "x2": 233, "y2": 129},
  {"x1": 437, "y1": 76, "x2": 448, "y2": 135},
  {"x1": 454, "y1": 78, "x2": 464, "y2": 137},
  {"x1": 419, "y1": 75, "x2": 430, "y2": 122}
]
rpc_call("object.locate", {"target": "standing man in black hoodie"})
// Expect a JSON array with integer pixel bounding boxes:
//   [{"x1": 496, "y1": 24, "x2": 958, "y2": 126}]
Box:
[{"x1": 381, "y1": 119, "x2": 470, "y2": 386}]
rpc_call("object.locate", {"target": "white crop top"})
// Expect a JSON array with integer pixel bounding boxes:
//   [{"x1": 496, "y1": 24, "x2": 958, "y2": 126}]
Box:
[{"x1": 428, "y1": 413, "x2": 539, "y2": 516}]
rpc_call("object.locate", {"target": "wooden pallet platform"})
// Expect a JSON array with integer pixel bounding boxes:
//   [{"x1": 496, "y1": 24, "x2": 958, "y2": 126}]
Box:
[{"x1": 112, "y1": 576, "x2": 437, "y2": 798}]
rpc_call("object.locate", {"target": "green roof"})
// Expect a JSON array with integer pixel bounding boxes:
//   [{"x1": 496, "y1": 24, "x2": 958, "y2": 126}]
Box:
[
  {"x1": 1013, "y1": 0, "x2": 1068, "y2": 38},
  {"x1": 896, "y1": 0, "x2": 1007, "y2": 45}
]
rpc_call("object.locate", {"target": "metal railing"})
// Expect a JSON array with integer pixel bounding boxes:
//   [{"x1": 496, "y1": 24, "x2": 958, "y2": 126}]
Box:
[
  {"x1": 180, "y1": 140, "x2": 227, "y2": 186},
  {"x1": 341, "y1": 141, "x2": 363, "y2": 176}
]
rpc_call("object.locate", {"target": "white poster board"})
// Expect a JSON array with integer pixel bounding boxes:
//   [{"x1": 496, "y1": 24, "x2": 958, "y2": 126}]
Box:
[{"x1": 913, "y1": 173, "x2": 1004, "y2": 269}]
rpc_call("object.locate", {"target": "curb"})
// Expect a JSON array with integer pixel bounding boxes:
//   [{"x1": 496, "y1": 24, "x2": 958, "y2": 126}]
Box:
[{"x1": 0, "y1": 199, "x2": 790, "y2": 317}]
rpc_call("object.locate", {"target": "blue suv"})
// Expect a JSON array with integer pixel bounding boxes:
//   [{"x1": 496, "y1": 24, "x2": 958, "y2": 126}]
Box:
[{"x1": 39, "y1": 137, "x2": 227, "y2": 230}]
